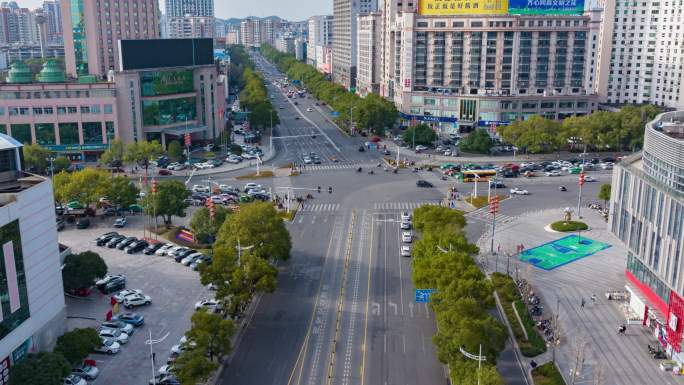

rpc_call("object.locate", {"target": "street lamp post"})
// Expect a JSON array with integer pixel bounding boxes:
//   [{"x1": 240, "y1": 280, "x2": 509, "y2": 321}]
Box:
[
  {"x1": 350, "y1": 105, "x2": 357, "y2": 135},
  {"x1": 235, "y1": 239, "x2": 255, "y2": 266},
  {"x1": 47, "y1": 156, "x2": 56, "y2": 178}
]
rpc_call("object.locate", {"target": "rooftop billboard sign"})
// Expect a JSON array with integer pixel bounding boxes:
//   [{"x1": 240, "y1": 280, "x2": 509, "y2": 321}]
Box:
[{"x1": 417, "y1": 0, "x2": 584, "y2": 15}]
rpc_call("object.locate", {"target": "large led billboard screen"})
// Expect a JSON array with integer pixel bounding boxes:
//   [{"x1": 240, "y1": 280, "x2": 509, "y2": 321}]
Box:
[
  {"x1": 140, "y1": 70, "x2": 194, "y2": 97},
  {"x1": 417, "y1": 0, "x2": 584, "y2": 15},
  {"x1": 119, "y1": 38, "x2": 213, "y2": 71},
  {"x1": 508, "y1": 0, "x2": 585, "y2": 15},
  {"x1": 418, "y1": 0, "x2": 508, "y2": 15}
]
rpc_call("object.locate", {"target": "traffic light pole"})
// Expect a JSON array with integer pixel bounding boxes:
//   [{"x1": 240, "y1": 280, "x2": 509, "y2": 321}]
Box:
[{"x1": 577, "y1": 172, "x2": 585, "y2": 219}]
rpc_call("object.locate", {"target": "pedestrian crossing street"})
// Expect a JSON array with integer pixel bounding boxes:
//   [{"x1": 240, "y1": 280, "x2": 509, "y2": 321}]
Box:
[
  {"x1": 298, "y1": 203, "x2": 342, "y2": 212},
  {"x1": 373, "y1": 201, "x2": 441, "y2": 211},
  {"x1": 465, "y1": 208, "x2": 515, "y2": 225}
]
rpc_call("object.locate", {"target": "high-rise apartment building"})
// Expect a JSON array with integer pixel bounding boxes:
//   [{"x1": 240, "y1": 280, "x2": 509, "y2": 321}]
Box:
[
  {"x1": 307, "y1": 15, "x2": 333, "y2": 69},
  {"x1": 379, "y1": 0, "x2": 605, "y2": 134},
  {"x1": 356, "y1": 12, "x2": 382, "y2": 96},
  {"x1": 165, "y1": 0, "x2": 214, "y2": 38},
  {"x1": 0, "y1": 3, "x2": 40, "y2": 45},
  {"x1": 332, "y1": 0, "x2": 378, "y2": 90},
  {"x1": 599, "y1": 0, "x2": 684, "y2": 109},
  {"x1": 42, "y1": 1, "x2": 62, "y2": 44},
  {"x1": 60, "y1": 0, "x2": 160, "y2": 79},
  {"x1": 608, "y1": 110, "x2": 684, "y2": 358},
  {"x1": 240, "y1": 18, "x2": 274, "y2": 47},
  {"x1": 165, "y1": 0, "x2": 213, "y2": 17}
]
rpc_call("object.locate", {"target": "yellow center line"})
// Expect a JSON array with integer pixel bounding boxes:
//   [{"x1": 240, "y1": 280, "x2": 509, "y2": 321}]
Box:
[
  {"x1": 286, "y1": 214, "x2": 346, "y2": 385},
  {"x1": 360, "y1": 213, "x2": 375, "y2": 385}
]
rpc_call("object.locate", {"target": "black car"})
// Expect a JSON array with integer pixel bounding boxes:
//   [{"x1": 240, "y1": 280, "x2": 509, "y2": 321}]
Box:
[
  {"x1": 416, "y1": 180, "x2": 433, "y2": 188},
  {"x1": 96, "y1": 232, "x2": 120, "y2": 246},
  {"x1": 106, "y1": 235, "x2": 126, "y2": 248},
  {"x1": 143, "y1": 243, "x2": 164, "y2": 255},
  {"x1": 489, "y1": 180, "x2": 506, "y2": 189},
  {"x1": 125, "y1": 240, "x2": 149, "y2": 254},
  {"x1": 76, "y1": 218, "x2": 91, "y2": 229},
  {"x1": 116, "y1": 237, "x2": 138, "y2": 250},
  {"x1": 358, "y1": 146, "x2": 365, "y2": 152},
  {"x1": 174, "y1": 249, "x2": 197, "y2": 262},
  {"x1": 97, "y1": 276, "x2": 126, "y2": 294}
]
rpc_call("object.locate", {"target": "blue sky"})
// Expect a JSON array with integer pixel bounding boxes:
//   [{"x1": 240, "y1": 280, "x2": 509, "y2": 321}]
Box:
[{"x1": 18, "y1": 0, "x2": 332, "y2": 21}]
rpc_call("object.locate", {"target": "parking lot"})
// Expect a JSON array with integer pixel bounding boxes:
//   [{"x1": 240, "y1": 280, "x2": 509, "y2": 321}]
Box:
[{"x1": 59, "y1": 221, "x2": 213, "y2": 385}]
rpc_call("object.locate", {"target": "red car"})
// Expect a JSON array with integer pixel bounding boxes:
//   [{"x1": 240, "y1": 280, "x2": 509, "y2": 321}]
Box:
[{"x1": 158, "y1": 169, "x2": 172, "y2": 176}]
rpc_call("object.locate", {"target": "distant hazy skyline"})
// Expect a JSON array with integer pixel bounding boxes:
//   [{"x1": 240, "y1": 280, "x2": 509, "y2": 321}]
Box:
[{"x1": 14, "y1": 0, "x2": 332, "y2": 21}]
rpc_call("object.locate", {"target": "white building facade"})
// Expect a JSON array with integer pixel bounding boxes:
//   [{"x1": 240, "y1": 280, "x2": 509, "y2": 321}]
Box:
[
  {"x1": 332, "y1": 0, "x2": 378, "y2": 90},
  {"x1": 0, "y1": 137, "x2": 66, "y2": 378},
  {"x1": 356, "y1": 12, "x2": 382, "y2": 96},
  {"x1": 307, "y1": 15, "x2": 333, "y2": 68},
  {"x1": 381, "y1": 1, "x2": 605, "y2": 134}
]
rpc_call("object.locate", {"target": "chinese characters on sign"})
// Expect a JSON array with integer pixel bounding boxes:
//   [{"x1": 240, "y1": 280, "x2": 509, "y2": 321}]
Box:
[{"x1": 418, "y1": 0, "x2": 508, "y2": 15}]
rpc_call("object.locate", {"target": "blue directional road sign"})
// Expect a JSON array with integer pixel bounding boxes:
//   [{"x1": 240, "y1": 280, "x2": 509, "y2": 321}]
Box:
[
  {"x1": 331, "y1": 111, "x2": 340, "y2": 118},
  {"x1": 415, "y1": 289, "x2": 437, "y2": 303}
]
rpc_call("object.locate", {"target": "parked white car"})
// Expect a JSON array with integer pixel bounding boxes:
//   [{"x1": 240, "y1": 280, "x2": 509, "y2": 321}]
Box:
[
  {"x1": 98, "y1": 329, "x2": 128, "y2": 344},
  {"x1": 192, "y1": 185, "x2": 210, "y2": 193},
  {"x1": 113, "y1": 289, "x2": 143, "y2": 303},
  {"x1": 244, "y1": 183, "x2": 261, "y2": 191},
  {"x1": 94, "y1": 338, "x2": 120, "y2": 354},
  {"x1": 155, "y1": 243, "x2": 175, "y2": 256},
  {"x1": 123, "y1": 293, "x2": 151, "y2": 308},
  {"x1": 195, "y1": 298, "x2": 222, "y2": 312},
  {"x1": 510, "y1": 187, "x2": 530, "y2": 195}
]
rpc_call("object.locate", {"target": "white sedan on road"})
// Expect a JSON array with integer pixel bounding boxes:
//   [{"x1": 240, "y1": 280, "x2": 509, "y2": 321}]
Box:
[
  {"x1": 510, "y1": 187, "x2": 530, "y2": 195},
  {"x1": 545, "y1": 171, "x2": 562, "y2": 177},
  {"x1": 583, "y1": 175, "x2": 597, "y2": 182},
  {"x1": 402, "y1": 231, "x2": 412, "y2": 243},
  {"x1": 401, "y1": 245, "x2": 411, "y2": 257}
]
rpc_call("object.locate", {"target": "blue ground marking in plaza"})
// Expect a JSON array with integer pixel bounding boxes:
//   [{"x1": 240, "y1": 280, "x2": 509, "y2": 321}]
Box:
[{"x1": 519, "y1": 234, "x2": 611, "y2": 270}]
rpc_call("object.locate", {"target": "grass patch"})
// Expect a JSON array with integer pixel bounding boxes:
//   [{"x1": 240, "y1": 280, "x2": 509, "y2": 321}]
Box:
[
  {"x1": 550, "y1": 221, "x2": 588, "y2": 232},
  {"x1": 491, "y1": 273, "x2": 547, "y2": 357},
  {"x1": 466, "y1": 194, "x2": 507, "y2": 209},
  {"x1": 277, "y1": 210, "x2": 296, "y2": 222},
  {"x1": 236, "y1": 170, "x2": 275, "y2": 179},
  {"x1": 532, "y1": 362, "x2": 566, "y2": 385}
]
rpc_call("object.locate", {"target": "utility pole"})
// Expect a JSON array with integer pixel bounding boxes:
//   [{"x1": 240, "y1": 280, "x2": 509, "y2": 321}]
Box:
[
  {"x1": 552, "y1": 298, "x2": 560, "y2": 363},
  {"x1": 489, "y1": 195, "x2": 500, "y2": 271},
  {"x1": 577, "y1": 172, "x2": 585, "y2": 219}
]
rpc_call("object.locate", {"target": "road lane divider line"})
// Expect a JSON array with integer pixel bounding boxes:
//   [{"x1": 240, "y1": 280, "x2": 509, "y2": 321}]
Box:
[
  {"x1": 287, "y1": 214, "x2": 345, "y2": 385},
  {"x1": 326, "y1": 210, "x2": 357, "y2": 385},
  {"x1": 360, "y1": 212, "x2": 376, "y2": 385}
]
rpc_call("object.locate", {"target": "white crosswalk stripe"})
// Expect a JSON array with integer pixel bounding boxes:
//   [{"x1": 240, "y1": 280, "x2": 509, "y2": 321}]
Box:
[
  {"x1": 302, "y1": 163, "x2": 376, "y2": 172},
  {"x1": 298, "y1": 203, "x2": 341, "y2": 212},
  {"x1": 372, "y1": 201, "x2": 441, "y2": 211},
  {"x1": 465, "y1": 208, "x2": 515, "y2": 224}
]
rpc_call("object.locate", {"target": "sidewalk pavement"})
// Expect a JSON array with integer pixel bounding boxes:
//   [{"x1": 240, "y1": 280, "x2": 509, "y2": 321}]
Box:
[{"x1": 476, "y1": 208, "x2": 683, "y2": 385}]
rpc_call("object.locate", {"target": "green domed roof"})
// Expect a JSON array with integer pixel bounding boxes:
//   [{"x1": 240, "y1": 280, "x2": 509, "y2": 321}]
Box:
[
  {"x1": 7, "y1": 62, "x2": 32, "y2": 83},
  {"x1": 38, "y1": 59, "x2": 65, "y2": 83}
]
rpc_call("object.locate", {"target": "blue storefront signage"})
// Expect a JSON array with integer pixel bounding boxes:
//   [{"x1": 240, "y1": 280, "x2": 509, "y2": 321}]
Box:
[
  {"x1": 11, "y1": 337, "x2": 32, "y2": 364},
  {"x1": 331, "y1": 111, "x2": 340, "y2": 118},
  {"x1": 45, "y1": 144, "x2": 109, "y2": 152},
  {"x1": 400, "y1": 113, "x2": 458, "y2": 123},
  {"x1": 508, "y1": 0, "x2": 585, "y2": 15},
  {"x1": 477, "y1": 120, "x2": 511, "y2": 127}
]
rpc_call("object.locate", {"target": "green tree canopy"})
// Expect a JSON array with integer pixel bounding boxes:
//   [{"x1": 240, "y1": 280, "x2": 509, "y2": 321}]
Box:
[
  {"x1": 175, "y1": 348, "x2": 218, "y2": 385},
  {"x1": 23, "y1": 144, "x2": 50, "y2": 173},
  {"x1": 167, "y1": 140, "x2": 183, "y2": 159},
  {"x1": 190, "y1": 206, "x2": 231, "y2": 244},
  {"x1": 413, "y1": 205, "x2": 467, "y2": 233},
  {"x1": 402, "y1": 124, "x2": 438, "y2": 147},
  {"x1": 52, "y1": 168, "x2": 110, "y2": 207},
  {"x1": 598, "y1": 184, "x2": 612, "y2": 206},
  {"x1": 54, "y1": 328, "x2": 101, "y2": 365},
  {"x1": 52, "y1": 157, "x2": 71, "y2": 173},
  {"x1": 99, "y1": 139, "x2": 125, "y2": 167},
  {"x1": 186, "y1": 309, "x2": 236, "y2": 361},
  {"x1": 497, "y1": 116, "x2": 562, "y2": 154},
  {"x1": 144, "y1": 179, "x2": 190, "y2": 225},
  {"x1": 62, "y1": 251, "x2": 108, "y2": 292},
  {"x1": 8, "y1": 352, "x2": 70, "y2": 385},
  {"x1": 459, "y1": 129, "x2": 494, "y2": 154},
  {"x1": 107, "y1": 176, "x2": 140, "y2": 209},
  {"x1": 125, "y1": 140, "x2": 163, "y2": 175}
]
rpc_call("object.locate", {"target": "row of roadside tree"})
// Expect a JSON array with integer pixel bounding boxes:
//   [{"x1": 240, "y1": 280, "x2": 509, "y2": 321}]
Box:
[
  {"x1": 259, "y1": 44, "x2": 398, "y2": 136},
  {"x1": 411, "y1": 205, "x2": 507, "y2": 385}
]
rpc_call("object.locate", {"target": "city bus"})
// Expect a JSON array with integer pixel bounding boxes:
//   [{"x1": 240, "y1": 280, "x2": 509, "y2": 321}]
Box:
[{"x1": 458, "y1": 169, "x2": 498, "y2": 182}]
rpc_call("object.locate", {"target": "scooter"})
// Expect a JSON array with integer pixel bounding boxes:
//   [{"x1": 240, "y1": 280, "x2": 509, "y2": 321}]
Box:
[
  {"x1": 368, "y1": 170, "x2": 374, "y2": 175},
  {"x1": 559, "y1": 186, "x2": 567, "y2": 192},
  {"x1": 357, "y1": 167, "x2": 363, "y2": 173}
]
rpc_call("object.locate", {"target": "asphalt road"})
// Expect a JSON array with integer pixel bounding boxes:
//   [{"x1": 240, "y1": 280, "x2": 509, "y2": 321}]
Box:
[{"x1": 217, "y1": 54, "x2": 617, "y2": 385}]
